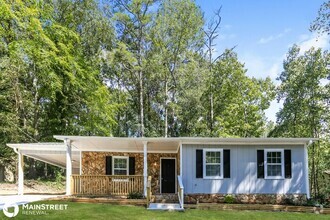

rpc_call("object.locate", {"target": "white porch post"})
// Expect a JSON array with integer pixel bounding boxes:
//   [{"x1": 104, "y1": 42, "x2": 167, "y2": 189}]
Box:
[
  {"x1": 79, "y1": 151, "x2": 82, "y2": 175},
  {"x1": 180, "y1": 142, "x2": 182, "y2": 176},
  {"x1": 143, "y1": 141, "x2": 148, "y2": 197},
  {"x1": 65, "y1": 139, "x2": 72, "y2": 195},
  {"x1": 18, "y1": 150, "x2": 24, "y2": 195}
]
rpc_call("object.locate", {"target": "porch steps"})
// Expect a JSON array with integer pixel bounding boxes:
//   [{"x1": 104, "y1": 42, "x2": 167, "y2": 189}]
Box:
[{"x1": 147, "y1": 203, "x2": 184, "y2": 211}]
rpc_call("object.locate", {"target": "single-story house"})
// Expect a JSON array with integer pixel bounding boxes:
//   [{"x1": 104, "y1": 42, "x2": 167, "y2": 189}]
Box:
[{"x1": 6, "y1": 136, "x2": 316, "y2": 210}]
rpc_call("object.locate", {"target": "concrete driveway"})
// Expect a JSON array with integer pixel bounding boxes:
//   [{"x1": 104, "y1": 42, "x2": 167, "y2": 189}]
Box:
[{"x1": 0, "y1": 195, "x2": 61, "y2": 210}]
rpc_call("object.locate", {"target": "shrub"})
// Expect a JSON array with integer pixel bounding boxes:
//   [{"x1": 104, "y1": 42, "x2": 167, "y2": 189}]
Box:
[
  {"x1": 55, "y1": 170, "x2": 65, "y2": 183},
  {"x1": 284, "y1": 198, "x2": 295, "y2": 205},
  {"x1": 224, "y1": 195, "x2": 235, "y2": 204},
  {"x1": 306, "y1": 198, "x2": 318, "y2": 206},
  {"x1": 127, "y1": 191, "x2": 143, "y2": 199}
]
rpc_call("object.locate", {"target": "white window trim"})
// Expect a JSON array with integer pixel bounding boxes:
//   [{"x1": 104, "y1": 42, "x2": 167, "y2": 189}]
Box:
[
  {"x1": 203, "y1": 148, "x2": 223, "y2": 179},
  {"x1": 264, "y1": 149, "x2": 284, "y2": 179},
  {"x1": 112, "y1": 156, "x2": 129, "y2": 176}
]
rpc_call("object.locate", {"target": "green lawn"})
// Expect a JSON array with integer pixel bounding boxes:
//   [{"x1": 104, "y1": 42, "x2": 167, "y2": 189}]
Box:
[{"x1": 0, "y1": 201, "x2": 328, "y2": 220}]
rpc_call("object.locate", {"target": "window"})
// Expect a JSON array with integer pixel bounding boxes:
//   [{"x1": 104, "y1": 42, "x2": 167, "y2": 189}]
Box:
[
  {"x1": 203, "y1": 149, "x2": 223, "y2": 179},
  {"x1": 264, "y1": 149, "x2": 284, "y2": 179},
  {"x1": 113, "y1": 156, "x2": 129, "y2": 175}
]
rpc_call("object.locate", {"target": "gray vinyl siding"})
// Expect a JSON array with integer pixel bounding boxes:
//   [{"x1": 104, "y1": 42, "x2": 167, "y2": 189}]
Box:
[{"x1": 182, "y1": 144, "x2": 306, "y2": 194}]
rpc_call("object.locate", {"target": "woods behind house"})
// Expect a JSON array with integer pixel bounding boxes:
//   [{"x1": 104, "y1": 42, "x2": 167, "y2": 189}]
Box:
[{"x1": 0, "y1": 0, "x2": 329, "y2": 202}]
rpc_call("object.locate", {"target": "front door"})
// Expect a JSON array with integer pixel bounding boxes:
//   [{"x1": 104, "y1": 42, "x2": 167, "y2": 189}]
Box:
[{"x1": 161, "y1": 158, "x2": 176, "y2": 193}]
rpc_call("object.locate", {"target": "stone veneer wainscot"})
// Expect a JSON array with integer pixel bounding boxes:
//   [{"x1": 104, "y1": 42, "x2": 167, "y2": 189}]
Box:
[{"x1": 82, "y1": 152, "x2": 180, "y2": 194}]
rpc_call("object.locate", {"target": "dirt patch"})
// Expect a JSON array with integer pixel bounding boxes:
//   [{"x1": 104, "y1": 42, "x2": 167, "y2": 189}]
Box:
[{"x1": 0, "y1": 180, "x2": 65, "y2": 195}]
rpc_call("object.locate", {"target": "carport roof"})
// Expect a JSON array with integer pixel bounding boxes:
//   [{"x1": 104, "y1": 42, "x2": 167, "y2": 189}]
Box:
[{"x1": 6, "y1": 142, "x2": 80, "y2": 169}]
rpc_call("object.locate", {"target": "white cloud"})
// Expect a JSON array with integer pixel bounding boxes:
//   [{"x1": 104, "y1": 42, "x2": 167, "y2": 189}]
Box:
[
  {"x1": 240, "y1": 53, "x2": 267, "y2": 78},
  {"x1": 241, "y1": 54, "x2": 283, "y2": 83},
  {"x1": 268, "y1": 63, "x2": 281, "y2": 82},
  {"x1": 297, "y1": 33, "x2": 329, "y2": 54},
  {"x1": 258, "y1": 28, "x2": 291, "y2": 44},
  {"x1": 298, "y1": 34, "x2": 310, "y2": 41},
  {"x1": 265, "y1": 100, "x2": 283, "y2": 122}
]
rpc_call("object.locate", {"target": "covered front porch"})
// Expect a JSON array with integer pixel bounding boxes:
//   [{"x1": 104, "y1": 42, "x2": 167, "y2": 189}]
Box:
[{"x1": 7, "y1": 136, "x2": 183, "y2": 198}]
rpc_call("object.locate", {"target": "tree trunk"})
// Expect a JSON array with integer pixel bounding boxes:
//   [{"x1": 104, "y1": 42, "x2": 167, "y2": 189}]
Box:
[
  {"x1": 44, "y1": 163, "x2": 48, "y2": 178},
  {"x1": 28, "y1": 158, "x2": 36, "y2": 179},
  {"x1": 210, "y1": 93, "x2": 214, "y2": 134},
  {"x1": 164, "y1": 78, "x2": 168, "y2": 137},
  {"x1": 32, "y1": 64, "x2": 40, "y2": 140},
  {"x1": 139, "y1": 70, "x2": 144, "y2": 137},
  {"x1": 125, "y1": 110, "x2": 129, "y2": 137},
  {"x1": 209, "y1": 41, "x2": 214, "y2": 135}
]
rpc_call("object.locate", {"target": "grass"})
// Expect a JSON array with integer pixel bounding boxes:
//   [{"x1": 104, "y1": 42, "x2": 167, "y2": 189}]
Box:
[{"x1": 0, "y1": 201, "x2": 328, "y2": 220}]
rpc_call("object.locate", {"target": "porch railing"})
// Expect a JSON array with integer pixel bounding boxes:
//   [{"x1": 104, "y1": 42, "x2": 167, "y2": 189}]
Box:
[
  {"x1": 71, "y1": 175, "x2": 144, "y2": 196},
  {"x1": 177, "y1": 175, "x2": 184, "y2": 209}
]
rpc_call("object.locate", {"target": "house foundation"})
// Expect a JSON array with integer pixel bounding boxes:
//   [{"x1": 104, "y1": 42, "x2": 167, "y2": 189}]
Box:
[{"x1": 184, "y1": 193, "x2": 308, "y2": 205}]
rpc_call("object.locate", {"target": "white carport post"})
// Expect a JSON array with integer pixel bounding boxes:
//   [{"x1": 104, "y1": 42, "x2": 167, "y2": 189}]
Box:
[
  {"x1": 65, "y1": 139, "x2": 72, "y2": 195},
  {"x1": 143, "y1": 141, "x2": 148, "y2": 197},
  {"x1": 18, "y1": 150, "x2": 24, "y2": 195}
]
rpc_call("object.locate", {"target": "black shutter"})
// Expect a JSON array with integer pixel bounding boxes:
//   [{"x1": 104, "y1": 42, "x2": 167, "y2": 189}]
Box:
[
  {"x1": 224, "y1": 150, "x2": 230, "y2": 178},
  {"x1": 257, "y1": 150, "x2": 264, "y2": 178},
  {"x1": 196, "y1": 149, "x2": 203, "y2": 178},
  {"x1": 129, "y1": 157, "x2": 135, "y2": 175},
  {"x1": 284, "y1": 150, "x2": 292, "y2": 178},
  {"x1": 106, "y1": 156, "x2": 112, "y2": 175}
]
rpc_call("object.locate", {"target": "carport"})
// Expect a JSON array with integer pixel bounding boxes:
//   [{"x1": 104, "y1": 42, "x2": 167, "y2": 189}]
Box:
[{"x1": 6, "y1": 142, "x2": 81, "y2": 195}]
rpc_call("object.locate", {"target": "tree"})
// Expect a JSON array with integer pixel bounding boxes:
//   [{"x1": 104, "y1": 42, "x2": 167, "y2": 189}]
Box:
[
  {"x1": 0, "y1": 0, "x2": 117, "y2": 178},
  {"x1": 110, "y1": 0, "x2": 156, "y2": 137},
  {"x1": 203, "y1": 7, "x2": 222, "y2": 135},
  {"x1": 45, "y1": 0, "x2": 116, "y2": 137},
  {"x1": 310, "y1": 1, "x2": 330, "y2": 36},
  {"x1": 174, "y1": 52, "x2": 208, "y2": 136},
  {"x1": 151, "y1": 0, "x2": 204, "y2": 137},
  {"x1": 205, "y1": 50, "x2": 275, "y2": 137},
  {"x1": 270, "y1": 45, "x2": 330, "y2": 199}
]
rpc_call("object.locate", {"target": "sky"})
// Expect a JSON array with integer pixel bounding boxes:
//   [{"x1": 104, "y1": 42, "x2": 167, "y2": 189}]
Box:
[{"x1": 195, "y1": 0, "x2": 330, "y2": 122}]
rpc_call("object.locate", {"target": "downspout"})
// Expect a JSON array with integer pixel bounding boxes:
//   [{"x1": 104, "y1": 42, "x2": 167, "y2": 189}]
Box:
[
  {"x1": 13, "y1": 148, "x2": 19, "y2": 154},
  {"x1": 304, "y1": 140, "x2": 313, "y2": 199}
]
